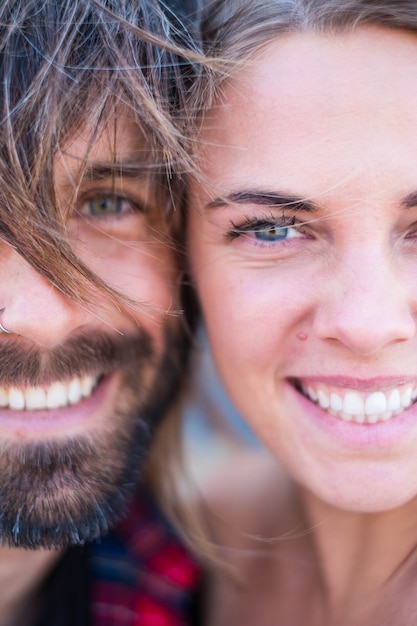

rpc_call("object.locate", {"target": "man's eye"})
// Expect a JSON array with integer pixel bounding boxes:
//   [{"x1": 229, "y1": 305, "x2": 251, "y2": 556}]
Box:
[{"x1": 81, "y1": 195, "x2": 132, "y2": 217}]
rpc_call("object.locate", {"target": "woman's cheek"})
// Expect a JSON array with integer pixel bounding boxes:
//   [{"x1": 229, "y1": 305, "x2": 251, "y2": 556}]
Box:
[{"x1": 200, "y1": 266, "x2": 311, "y2": 367}]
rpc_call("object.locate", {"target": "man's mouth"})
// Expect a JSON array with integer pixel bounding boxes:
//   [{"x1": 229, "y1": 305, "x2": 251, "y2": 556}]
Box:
[
  {"x1": 0, "y1": 375, "x2": 99, "y2": 411},
  {"x1": 295, "y1": 380, "x2": 417, "y2": 424}
]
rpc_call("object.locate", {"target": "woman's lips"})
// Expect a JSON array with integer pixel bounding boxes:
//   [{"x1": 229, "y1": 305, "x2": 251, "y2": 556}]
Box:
[
  {"x1": 285, "y1": 378, "x2": 417, "y2": 449},
  {"x1": 293, "y1": 378, "x2": 417, "y2": 424}
]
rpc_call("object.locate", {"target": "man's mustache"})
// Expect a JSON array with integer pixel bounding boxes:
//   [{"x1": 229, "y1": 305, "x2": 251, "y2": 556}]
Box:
[{"x1": 0, "y1": 330, "x2": 153, "y2": 386}]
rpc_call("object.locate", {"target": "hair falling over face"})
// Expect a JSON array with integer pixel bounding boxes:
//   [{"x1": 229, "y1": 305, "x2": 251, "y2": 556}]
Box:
[{"x1": 0, "y1": 0, "x2": 207, "y2": 311}]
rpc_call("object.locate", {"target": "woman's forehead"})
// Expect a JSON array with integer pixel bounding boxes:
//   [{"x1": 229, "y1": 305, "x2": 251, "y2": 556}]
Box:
[
  {"x1": 194, "y1": 25, "x2": 417, "y2": 206},
  {"x1": 208, "y1": 26, "x2": 417, "y2": 126}
]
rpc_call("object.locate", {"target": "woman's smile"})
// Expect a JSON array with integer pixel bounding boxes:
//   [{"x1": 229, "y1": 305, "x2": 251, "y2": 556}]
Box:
[{"x1": 295, "y1": 378, "x2": 417, "y2": 423}]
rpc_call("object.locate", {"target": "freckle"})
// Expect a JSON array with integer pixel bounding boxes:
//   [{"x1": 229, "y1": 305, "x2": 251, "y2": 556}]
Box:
[{"x1": 297, "y1": 332, "x2": 308, "y2": 341}]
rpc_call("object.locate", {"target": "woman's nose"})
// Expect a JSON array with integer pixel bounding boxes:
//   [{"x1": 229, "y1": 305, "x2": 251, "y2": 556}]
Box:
[
  {"x1": 312, "y1": 252, "x2": 417, "y2": 356},
  {"x1": 0, "y1": 248, "x2": 89, "y2": 347}
]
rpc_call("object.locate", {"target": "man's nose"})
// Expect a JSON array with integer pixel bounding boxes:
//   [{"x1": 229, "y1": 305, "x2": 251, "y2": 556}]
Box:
[
  {"x1": 0, "y1": 247, "x2": 89, "y2": 347},
  {"x1": 312, "y1": 250, "x2": 417, "y2": 356}
]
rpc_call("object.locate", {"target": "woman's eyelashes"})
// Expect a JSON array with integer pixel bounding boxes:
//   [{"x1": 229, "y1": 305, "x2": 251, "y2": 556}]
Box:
[{"x1": 228, "y1": 214, "x2": 307, "y2": 244}]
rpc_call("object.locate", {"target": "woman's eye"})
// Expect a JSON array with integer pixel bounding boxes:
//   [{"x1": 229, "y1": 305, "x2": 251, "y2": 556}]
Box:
[
  {"x1": 254, "y1": 224, "x2": 300, "y2": 242},
  {"x1": 230, "y1": 218, "x2": 304, "y2": 243},
  {"x1": 81, "y1": 195, "x2": 133, "y2": 218}
]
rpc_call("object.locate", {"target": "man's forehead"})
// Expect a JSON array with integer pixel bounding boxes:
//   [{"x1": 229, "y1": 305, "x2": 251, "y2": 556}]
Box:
[
  {"x1": 52, "y1": 113, "x2": 160, "y2": 199},
  {"x1": 61, "y1": 113, "x2": 150, "y2": 168}
]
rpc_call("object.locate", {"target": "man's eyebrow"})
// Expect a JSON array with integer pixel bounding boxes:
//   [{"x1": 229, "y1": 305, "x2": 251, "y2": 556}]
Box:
[
  {"x1": 79, "y1": 161, "x2": 152, "y2": 183},
  {"x1": 205, "y1": 190, "x2": 319, "y2": 212}
]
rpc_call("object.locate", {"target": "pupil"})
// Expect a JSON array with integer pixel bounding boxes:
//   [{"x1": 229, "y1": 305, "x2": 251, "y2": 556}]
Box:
[
  {"x1": 256, "y1": 226, "x2": 286, "y2": 241},
  {"x1": 90, "y1": 197, "x2": 119, "y2": 215}
]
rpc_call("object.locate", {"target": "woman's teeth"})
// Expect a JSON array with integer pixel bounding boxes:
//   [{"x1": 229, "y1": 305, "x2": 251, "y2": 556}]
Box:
[
  {"x1": 0, "y1": 375, "x2": 98, "y2": 411},
  {"x1": 301, "y1": 383, "x2": 417, "y2": 424}
]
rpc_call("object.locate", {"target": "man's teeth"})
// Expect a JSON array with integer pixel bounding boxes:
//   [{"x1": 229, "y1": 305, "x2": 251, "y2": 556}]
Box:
[
  {"x1": 302, "y1": 384, "x2": 417, "y2": 424},
  {"x1": 0, "y1": 375, "x2": 98, "y2": 411}
]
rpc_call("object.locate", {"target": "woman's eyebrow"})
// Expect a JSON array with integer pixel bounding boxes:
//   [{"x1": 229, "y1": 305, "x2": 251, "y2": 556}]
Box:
[
  {"x1": 401, "y1": 191, "x2": 417, "y2": 209},
  {"x1": 204, "y1": 190, "x2": 319, "y2": 212}
]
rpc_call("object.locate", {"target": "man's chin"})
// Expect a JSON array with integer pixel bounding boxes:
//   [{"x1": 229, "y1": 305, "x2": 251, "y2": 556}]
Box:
[{"x1": 0, "y1": 431, "x2": 146, "y2": 549}]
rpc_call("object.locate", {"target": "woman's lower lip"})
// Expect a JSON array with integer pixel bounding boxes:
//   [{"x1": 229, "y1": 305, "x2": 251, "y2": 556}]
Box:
[
  {"x1": 0, "y1": 375, "x2": 114, "y2": 438},
  {"x1": 288, "y1": 381, "x2": 417, "y2": 449}
]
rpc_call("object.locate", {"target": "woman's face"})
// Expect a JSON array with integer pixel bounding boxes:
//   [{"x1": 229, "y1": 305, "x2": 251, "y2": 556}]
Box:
[{"x1": 188, "y1": 26, "x2": 417, "y2": 513}]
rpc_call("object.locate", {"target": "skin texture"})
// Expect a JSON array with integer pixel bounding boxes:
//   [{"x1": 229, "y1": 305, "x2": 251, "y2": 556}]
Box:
[{"x1": 188, "y1": 26, "x2": 417, "y2": 625}]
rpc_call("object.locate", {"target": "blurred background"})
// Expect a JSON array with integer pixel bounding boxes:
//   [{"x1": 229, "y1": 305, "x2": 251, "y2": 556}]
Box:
[{"x1": 181, "y1": 325, "x2": 262, "y2": 484}]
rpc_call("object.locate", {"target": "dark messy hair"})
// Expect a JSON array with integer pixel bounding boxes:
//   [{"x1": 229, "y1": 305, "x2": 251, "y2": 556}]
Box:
[{"x1": 0, "y1": 0, "x2": 203, "y2": 312}]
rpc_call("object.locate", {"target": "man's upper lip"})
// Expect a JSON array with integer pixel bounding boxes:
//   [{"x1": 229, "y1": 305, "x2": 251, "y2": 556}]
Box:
[{"x1": 291, "y1": 376, "x2": 416, "y2": 391}]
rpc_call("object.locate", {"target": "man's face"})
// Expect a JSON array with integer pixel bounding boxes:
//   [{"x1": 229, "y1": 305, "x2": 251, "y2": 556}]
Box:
[{"x1": 0, "y1": 113, "x2": 185, "y2": 548}]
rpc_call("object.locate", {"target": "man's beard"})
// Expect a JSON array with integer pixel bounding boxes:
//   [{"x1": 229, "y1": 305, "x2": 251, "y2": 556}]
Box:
[{"x1": 0, "y1": 322, "x2": 188, "y2": 549}]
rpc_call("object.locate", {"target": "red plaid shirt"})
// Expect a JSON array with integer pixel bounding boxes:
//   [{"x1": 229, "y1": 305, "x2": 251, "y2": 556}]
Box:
[
  {"x1": 89, "y1": 491, "x2": 201, "y2": 626},
  {"x1": 32, "y1": 490, "x2": 200, "y2": 626}
]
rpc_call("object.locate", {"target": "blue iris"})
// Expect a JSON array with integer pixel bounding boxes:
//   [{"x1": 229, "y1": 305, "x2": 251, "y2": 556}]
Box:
[{"x1": 254, "y1": 225, "x2": 289, "y2": 241}]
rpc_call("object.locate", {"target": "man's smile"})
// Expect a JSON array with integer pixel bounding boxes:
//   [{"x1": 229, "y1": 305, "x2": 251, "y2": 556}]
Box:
[{"x1": 0, "y1": 375, "x2": 98, "y2": 410}]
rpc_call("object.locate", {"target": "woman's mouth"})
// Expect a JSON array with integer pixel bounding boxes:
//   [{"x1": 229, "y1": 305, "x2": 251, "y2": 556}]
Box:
[
  {"x1": 295, "y1": 380, "x2": 417, "y2": 424},
  {"x1": 0, "y1": 375, "x2": 99, "y2": 411}
]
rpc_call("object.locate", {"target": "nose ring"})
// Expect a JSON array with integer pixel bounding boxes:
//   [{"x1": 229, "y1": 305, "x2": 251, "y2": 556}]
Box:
[{"x1": 0, "y1": 308, "x2": 11, "y2": 334}]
